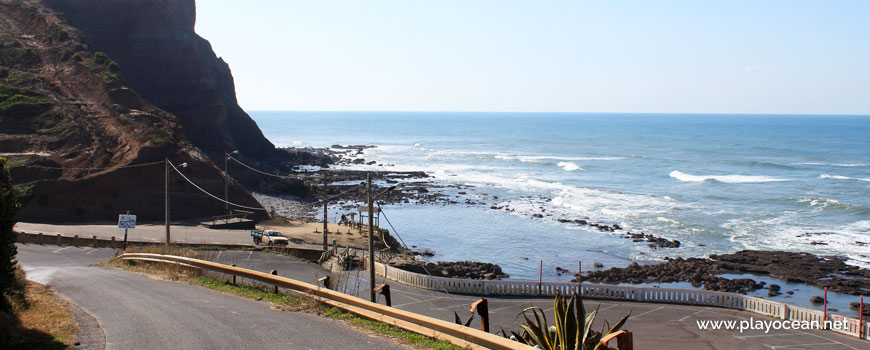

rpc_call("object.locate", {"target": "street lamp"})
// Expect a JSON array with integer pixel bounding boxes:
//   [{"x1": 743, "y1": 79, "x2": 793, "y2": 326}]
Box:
[
  {"x1": 164, "y1": 159, "x2": 188, "y2": 246},
  {"x1": 367, "y1": 174, "x2": 403, "y2": 302},
  {"x1": 224, "y1": 150, "x2": 238, "y2": 215}
]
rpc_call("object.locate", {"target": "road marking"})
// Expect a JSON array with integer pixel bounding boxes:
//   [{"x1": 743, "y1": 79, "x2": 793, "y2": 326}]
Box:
[
  {"x1": 768, "y1": 342, "x2": 839, "y2": 349},
  {"x1": 679, "y1": 309, "x2": 704, "y2": 322},
  {"x1": 803, "y1": 331, "x2": 860, "y2": 350},
  {"x1": 84, "y1": 248, "x2": 99, "y2": 254},
  {"x1": 246, "y1": 251, "x2": 253, "y2": 261},
  {"x1": 632, "y1": 306, "x2": 664, "y2": 319},
  {"x1": 52, "y1": 246, "x2": 72, "y2": 253},
  {"x1": 393, "y1": 297, "x2": 445, "y2": 308},
  {"x1": 733, "y1": 332, "x2": 805, "y2": 339}
]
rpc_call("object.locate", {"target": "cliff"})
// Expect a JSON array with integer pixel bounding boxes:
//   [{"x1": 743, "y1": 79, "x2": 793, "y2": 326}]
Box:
[
  {"x1": 42, "y1": 0, "x2": 281, "y2": 163},
  {"x1": 0, "y1": 0, "x2": 266, "y2": 222}
]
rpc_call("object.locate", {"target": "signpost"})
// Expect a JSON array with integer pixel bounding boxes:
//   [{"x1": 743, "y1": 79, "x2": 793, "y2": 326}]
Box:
[{"x1": 118, "y1": 212, "x2": 136, "y2": 250}]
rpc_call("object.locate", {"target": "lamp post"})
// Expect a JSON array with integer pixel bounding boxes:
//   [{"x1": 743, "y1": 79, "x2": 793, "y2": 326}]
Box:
[
  {"x1": 224, "y1": 150, "x2": 238, "y2": 215},
  {"x1": 367, "y1": 175, "x2": 403, "y2": 302},
  {"x1": 164, "y1": 159, "x2": 188, "y2": 246}
]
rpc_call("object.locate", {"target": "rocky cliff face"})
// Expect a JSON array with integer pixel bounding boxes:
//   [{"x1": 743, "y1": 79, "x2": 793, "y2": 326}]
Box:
[
  {"x1": 42, "y1": 0, "x2": 280, "y2": 163},
  {"x1": 0, "y1": 0, "x2": 265, "y2": 222}
]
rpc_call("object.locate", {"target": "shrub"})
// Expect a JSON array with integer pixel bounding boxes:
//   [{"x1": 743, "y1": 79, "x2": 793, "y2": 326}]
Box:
[
  {"x1": 0, "y1": 157, "x2": 20, "y2": 301},
  {"x1": 0, "y1": 67, "x2": 7, "y2": 79},
  {"x1": 71, "y1": 53, "x2": 82, "y2": 62},
  {"x1": 93, "y1": 51, "x2": 109, "y2": 65},
  {"x1": 107, "y1": 61, "x2": 120, "y2": 73},
  {"x1": 51, "y1": 28, "x2": 70, "y2": 43}
]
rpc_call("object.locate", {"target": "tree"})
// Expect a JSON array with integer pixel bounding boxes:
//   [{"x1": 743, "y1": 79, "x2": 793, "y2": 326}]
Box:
[{"x1": 0, "y1": 157, "x2": 19, "y2": 297}]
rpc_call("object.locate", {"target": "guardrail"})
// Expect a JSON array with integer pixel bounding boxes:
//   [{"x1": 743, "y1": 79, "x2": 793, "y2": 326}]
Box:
[
  {"x1": 374, "y1": 262, "x2": 869, "y2": 340},
  {"x1": 119, "y1": 253, "x2": 533, "y2": 350}
]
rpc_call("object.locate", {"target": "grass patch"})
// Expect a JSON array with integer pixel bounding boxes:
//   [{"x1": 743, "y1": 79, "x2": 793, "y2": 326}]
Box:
[
  {"x1": 0, "y1": 85, "x2": 54, "y2": 117},
  {"x1": 3, "y1": 281, "x2": 78, "y2": 349},
  {"x1": 318, "y1": 306, "x2": 466, "y2": 350},
  {"x1": 137, "y1": 129, "x2": 173, "y2": 146},
  {"x1": 192, "y1": 276, "x2": 311, "y2": 310}
]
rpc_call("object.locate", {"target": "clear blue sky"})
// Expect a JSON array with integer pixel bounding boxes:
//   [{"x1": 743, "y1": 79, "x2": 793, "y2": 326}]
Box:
[{"x1": 195, "y1": 0, "x2": 869, "y2": 114}]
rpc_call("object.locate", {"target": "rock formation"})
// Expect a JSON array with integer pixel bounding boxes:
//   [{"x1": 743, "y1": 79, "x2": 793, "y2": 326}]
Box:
[{"x1": 42, "y1": 0, "x2": 281, "y2": 163}]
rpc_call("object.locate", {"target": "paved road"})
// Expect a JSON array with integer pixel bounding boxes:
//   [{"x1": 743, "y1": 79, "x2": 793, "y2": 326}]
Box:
[
  {"x1": 15, "y1": 222, "x2": 255, "y2": 245},
  {"x1": 210, "y1": 250, "x2": 869, "y2": 350},
  {"x1": 16, "y1": 244, "x2": 408, "y2": 350}
]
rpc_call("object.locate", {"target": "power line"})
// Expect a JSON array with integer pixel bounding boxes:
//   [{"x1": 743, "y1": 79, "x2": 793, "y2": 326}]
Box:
[
  {"x1": 227, "y1": 154, "x2": 299, "y2": 179},
  {"x1": 168, "y1": 160, "x2": 267, "y2": 211},
  {"x1": 20, "y1": 161, "x2": 163, "y2": 170}
]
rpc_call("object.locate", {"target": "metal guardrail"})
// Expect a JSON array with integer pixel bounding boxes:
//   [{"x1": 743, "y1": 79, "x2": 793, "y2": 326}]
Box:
[
  {"x1": 374, "y1": 262, "x2": 870, "y2": 341},
  {"x1": 119, "y1": 253, "x2": 533, "y2": 350}
]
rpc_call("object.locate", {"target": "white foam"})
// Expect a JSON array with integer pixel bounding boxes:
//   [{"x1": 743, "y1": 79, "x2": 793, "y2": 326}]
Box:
[
  {"x1": 669, "y1": 170, "x2": 791, "y2": 183},
  {"x1": 557, "y1": 162, "x2": 584, "y2": 171},
  {"x1": 413, "y1": 143, "x2": 421, "y2": 147},
  {"x1": 519, "y1": 155, "x2": 624, "y2": 162},
  {"x1": 834, "y1": 163, "x2": 869, "y2": 167},
  {"x1": 820, "y1": 174, "x2": 870, "y2": 182}
]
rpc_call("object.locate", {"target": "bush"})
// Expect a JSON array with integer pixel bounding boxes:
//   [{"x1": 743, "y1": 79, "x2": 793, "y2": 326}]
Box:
[
  {"x1": 93, "y1": 51, "x2": 109, "y2": 65},
  {"x1": 0, "y1": 157, "x2": 20, "y2": 301},
  {"x1": 0, "y1": 67, "x2": 7, "y2": 79},
  {"x1": 107, "y1": 61, "x2": 120, "y2": 73},
  {"x1": 71, "y1": 53, "x2": 82, "y2": 62}
]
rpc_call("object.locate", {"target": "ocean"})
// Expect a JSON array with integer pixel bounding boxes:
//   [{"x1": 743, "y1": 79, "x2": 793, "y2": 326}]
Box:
[{"x1": 251, "y1": 111, "x2": 870, "y2": 283}]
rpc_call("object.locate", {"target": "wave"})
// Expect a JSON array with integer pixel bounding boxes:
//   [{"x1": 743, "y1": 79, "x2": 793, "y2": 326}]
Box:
[
  {"x1": 791, "y1": 162, "x2": 870, "y2": 168},
  {"x1": 669, "y1": 170, "x2": 791, "y2": 184},
  {"x1": 819, "y1": 174, "x2": 870, "y2": 182},
  {"x1": 557, "y1": 162, "x2": 584, "y2": 171},
  {"x1": 798, "y1": 197, "x2": 870, "y2": 214}
]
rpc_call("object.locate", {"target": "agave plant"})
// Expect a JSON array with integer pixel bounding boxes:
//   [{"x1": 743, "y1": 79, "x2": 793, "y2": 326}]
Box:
[{"x1": 501, "y1": 292, "x2": 629, "y2": 350}]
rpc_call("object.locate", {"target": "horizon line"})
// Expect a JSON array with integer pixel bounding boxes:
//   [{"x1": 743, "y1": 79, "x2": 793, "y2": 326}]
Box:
[{"x1": 245, "y1": 110, "x2": 870, "y2": 117}]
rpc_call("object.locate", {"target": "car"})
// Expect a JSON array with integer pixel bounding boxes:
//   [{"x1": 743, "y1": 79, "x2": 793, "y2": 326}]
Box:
[{"x1": 260, "y1": 230, "x2": 289, "y2": 246}]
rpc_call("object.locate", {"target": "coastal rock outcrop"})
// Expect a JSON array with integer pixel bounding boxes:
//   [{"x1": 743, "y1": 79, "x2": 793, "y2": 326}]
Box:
[
  {"x1": 0, "y1": 1, "x2": 265, "y2": 221},
  {"x1": 580, "y1": 251, "x2": 870, "y2": 295},
  {"x1": 387, "y1": 258, "x2": 509, "y2": 280},
  {"x1": 43, "y1": 0, "x2": 280, "y2": 163}
]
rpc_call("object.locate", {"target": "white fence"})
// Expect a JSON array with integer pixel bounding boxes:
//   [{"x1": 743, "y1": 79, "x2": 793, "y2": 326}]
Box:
[{"x1": 374, "y1": 262, "x2": 869, "y2": 340}]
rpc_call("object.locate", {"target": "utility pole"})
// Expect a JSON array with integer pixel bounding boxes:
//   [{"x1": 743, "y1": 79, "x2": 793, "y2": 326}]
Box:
[
  {"x1": 368, "y1": 173, "x2": 376, "y2": 302},
  {"x1": 224, "y1": 152, "x2": 229, "y2": 214},
  {"x1": 164, "y1": 158, "x2": 170, "y2": 246},
  {"x1": 323, "y1": 177, "x2": 328, "y2": 251}
]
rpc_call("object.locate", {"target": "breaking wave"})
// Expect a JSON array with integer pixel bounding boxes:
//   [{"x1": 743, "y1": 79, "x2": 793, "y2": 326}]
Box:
[{"x1": 669, "y1": 170, "x2": 791, "y2": 184}]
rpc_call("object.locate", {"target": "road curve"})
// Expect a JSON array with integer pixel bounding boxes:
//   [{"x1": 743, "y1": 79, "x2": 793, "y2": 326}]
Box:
[{"x1": 16, "y1": 244, "x2": 409, "y2": 350}]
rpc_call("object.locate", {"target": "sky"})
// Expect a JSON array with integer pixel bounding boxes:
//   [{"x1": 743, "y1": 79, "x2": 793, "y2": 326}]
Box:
[{"x1": 195, "y1": 0, "x2": 870, "y2": 115}]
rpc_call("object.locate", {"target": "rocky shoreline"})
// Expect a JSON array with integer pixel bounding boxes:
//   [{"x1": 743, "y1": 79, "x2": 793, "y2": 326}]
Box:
[
  {"x1": 269, "y1": 145, "x2": 870, "y2": 291},
  {"x1": 579, "y1": 250, "x2": 870, "y2": 296}
]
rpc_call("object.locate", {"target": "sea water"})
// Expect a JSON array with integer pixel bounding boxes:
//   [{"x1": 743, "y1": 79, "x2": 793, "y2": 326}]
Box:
[{"x1": 251, "y1": 112, "x2": 870, "y2": 284}]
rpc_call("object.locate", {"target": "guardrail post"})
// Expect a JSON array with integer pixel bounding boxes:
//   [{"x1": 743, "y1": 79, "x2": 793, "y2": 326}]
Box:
[
  {"x1": 73, "y1": 235, "x2": 78, "y2": 247},
  {"x1": 37, "y1": 233, "x2": 43, "y2": 244},
  {"x1": 271, "y1": 270, "x2": 278, "y2": 293},
  {"x1": 599, "y1": 330, "x2": 632, "y2": 350},
  {"x1": 93, "y1": 235, "x2": 97, "y2": 247},
  {"x1": 374, "y1": 284, "x2": 391, "y2": 306},
  {"x1": 318, "y1": 276, "x2": 332, "y2": 290},
  {"x1": 470, "y1": 298, "x2": 489, "y2": 333},
  {"x1": 57, "y1": 234, "x2": 61, "y2": 246},
  {"x1": 538, "y1": 260, "x2": 542, "y2": 296},
  {"x1": 824, "y1": 287, "x2": 828, "y2": 328},
  {"x1": 231, "y1": 264, "x2": 237, "y2": 285},
  {"x1": 860, "y1": 295, "x2": 864, "y2": 339}
]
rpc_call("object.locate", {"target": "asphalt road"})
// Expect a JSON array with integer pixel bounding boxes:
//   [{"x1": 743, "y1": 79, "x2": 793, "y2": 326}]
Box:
[
  {"x1": 210, "y1": 250, "x2": 870, "y2": 350},
  {"x1": 16, "y1": 244, "x2": 409, "y2": 350}
]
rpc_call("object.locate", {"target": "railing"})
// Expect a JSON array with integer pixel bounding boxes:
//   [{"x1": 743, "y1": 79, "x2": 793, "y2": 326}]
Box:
[
  {"x1": 374, "y1": 262, "x2": 869, "y2": 341},
  {"x1": 120, "y1": 253, "x2": 533, "y2": 350}
]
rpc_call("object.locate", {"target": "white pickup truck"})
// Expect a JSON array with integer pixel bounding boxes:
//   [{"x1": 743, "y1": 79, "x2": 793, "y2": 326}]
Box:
[{"x1": 253, "y1": 230, "x2": 289, "y2": 246}]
